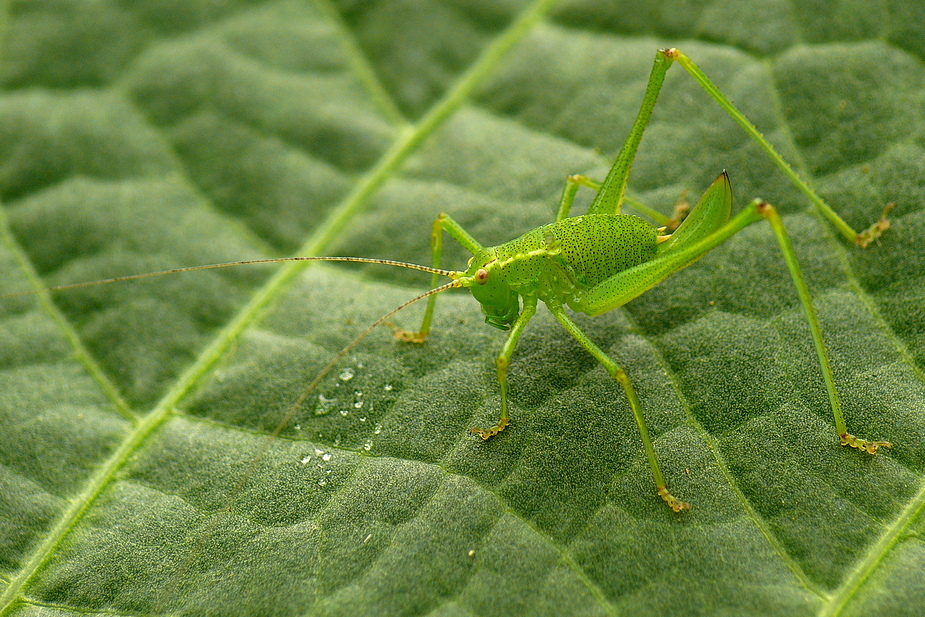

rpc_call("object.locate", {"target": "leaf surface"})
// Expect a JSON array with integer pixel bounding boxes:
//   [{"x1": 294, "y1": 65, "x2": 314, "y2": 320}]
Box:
[{"x1": 1, "y1": 1, "x2": 924, "y2": 616}]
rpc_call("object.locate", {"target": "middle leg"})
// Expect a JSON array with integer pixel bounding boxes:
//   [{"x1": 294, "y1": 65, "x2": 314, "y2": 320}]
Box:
[{"x1": 547, "y1": 301, "x2": 691, "y2": 512}]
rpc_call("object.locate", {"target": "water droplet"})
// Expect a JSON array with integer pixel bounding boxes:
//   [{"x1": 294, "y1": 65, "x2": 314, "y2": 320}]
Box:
[
  {"x1": 339, "y1": 367, "x2": 355, "y2": 382},
  {"x1": 316, "y1": 394, "x2": 338, "y2": 416},
  {"x1": 314, "y1": 448, "x2": 324, "y2": 457},
  {"x1": 293, "y1": 424, "x2": 301, "y2": 431},
  {"x1": 358, "y1": 416, "x2": 366, "y2": 422},
  {"x1": 374, "y1": 424, "x2": 382, "y2": 435},
  {"x1": 318, "y1": 478, "x2": 327, "y2": 487},
  {"x1": 384, "y1": 383, "x2": 393, "y2": 392},
  {"x1": 339, "y1": 409, "x2": 349, "y2": 417},
  {"x1": 353, "y1": 401, "x2": 364, "y2": 409},
  {"x1": 300, "y1": 455, "x2": 311, "y2": 464},
  {"x1": 322, "y1": 452, "x2": 332, "y2": 462},
  {"x1": 363, "y1": 440, "x2": 373, "y2": 451}
]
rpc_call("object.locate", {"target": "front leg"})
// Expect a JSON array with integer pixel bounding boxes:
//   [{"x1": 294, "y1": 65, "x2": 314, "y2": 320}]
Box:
[
  {"x1": 469, "y1": 295, "x2": 538, "y2": 439},
  {"x1": 392, "y1": 212, "x2": 485, "y2": 343}
]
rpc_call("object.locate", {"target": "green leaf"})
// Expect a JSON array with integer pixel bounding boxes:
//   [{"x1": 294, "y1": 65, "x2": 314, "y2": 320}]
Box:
[{"x1": 2, "y1": 1, "x2": 924, "y2": 616}]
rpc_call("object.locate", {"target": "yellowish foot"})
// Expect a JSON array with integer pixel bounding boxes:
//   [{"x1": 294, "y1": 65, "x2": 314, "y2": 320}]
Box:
[
  {"x1": 840, "y1": 432, "x2": 892, "y2": 454},
  {"x1": 856, "y1": 203, "x2": 894, "y2": 248},
  {"x1": 386, "y1": 322, "x2": 428, "y2": 344},
  {"x1": 468, "y1": 416, "x2": 509, "y2": 440},
  {"x1": 658, "y1": 486, "x2": 692, "y2": 512}
]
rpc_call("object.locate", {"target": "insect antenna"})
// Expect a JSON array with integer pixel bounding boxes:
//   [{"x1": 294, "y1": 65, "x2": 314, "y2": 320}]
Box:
[
  {"x1": 5, "y1": 253, "x2": 462, "y2": 500},
  {"x1": 0, "y1": 256, "x2": 457, "y2": 299}
]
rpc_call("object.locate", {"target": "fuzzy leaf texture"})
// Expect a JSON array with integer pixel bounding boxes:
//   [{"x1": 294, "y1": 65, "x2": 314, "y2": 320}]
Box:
[{"x1": 1, "y1": 1, "x2": 924, "y2": 616}]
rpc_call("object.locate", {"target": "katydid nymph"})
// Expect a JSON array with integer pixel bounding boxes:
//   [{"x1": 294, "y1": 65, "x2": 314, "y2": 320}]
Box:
[{"x1": 5, "y1": 48, "x2": 893, "y2": 513}]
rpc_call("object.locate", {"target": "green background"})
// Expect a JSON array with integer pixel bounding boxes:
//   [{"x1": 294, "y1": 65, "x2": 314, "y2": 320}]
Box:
[{"x1": 1, "y1": 0, "x2": 924, "y2": 615}]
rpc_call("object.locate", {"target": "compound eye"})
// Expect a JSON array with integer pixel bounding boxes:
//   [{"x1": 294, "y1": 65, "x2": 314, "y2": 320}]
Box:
[{"x1": 475, "y1": 268, "x2": 489, "y2": 284}]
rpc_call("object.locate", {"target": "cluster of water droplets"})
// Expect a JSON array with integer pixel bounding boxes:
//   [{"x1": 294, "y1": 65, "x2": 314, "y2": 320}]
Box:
[
  {"x1": 299, "y1": 447, "x2": 335, "y2": 487},
  {"x1": 301, "y1": 360, "x2": 399, "y2": 465}
]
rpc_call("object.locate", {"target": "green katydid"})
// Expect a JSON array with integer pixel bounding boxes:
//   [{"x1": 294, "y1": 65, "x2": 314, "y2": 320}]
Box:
[
  {"x1": 4, "y1": 48, "x2": 893, "y2": 513},
  {"x1": 374, "y1": 47, "x2": 892, "y2": 511}
]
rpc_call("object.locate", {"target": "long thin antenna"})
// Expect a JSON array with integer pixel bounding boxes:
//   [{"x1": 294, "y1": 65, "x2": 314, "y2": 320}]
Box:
[{"x1": 1, "y1": 256, "x2": 459, "y2": 299}]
